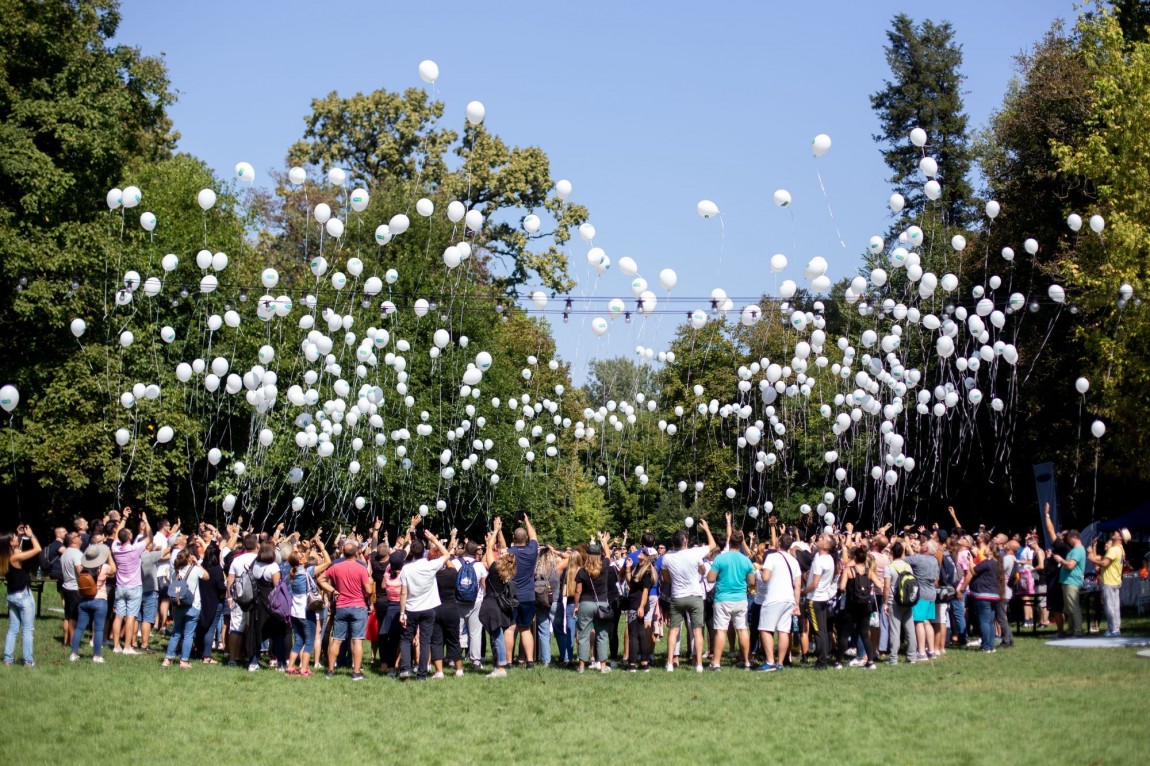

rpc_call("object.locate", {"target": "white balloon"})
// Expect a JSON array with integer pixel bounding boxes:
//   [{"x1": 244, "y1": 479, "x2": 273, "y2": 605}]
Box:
[
  {"x1": 919, "y1": 156, "x2": 938, "y2": 178},
  {"x1": 161, "y1": 253, "x2": 178, "y2": 272},
  {"x1": 1048, "y1": 284, "x2": 1066, "y2": 303},
  {"x1": 889, "y1": 193, "x2": 905, "y2": 213},
  {"x1": 773, "y1": 189, "x2": 791, "y2": 208},
  {"x1": 114, "y1": 428, "x2": 131, "y2": 446},
  {"x1": 1091, "y1": 420, "x2": 1106, "y2": 438},
  {"x1": 924, "y1": 180, "x2": 941, "y2": 200},
  {"x1": 288, "y1": 167, "x2": 306, "y2": 185},
  {"x1": 1089, "y1": 214, "x2": 1105, "y2": 233},
  {"x1": 121, "y1": 186, "x2": 141, "y2": 208},
  {"x1": 313, "y1": 202, "x2": 331, "y2": 224},
  {"x1": 464, "y1": 209, "x2": 483, "y2": 233},
  {"x1": 139, "y1": 212, "x2": 156, "y2": 232},
  {"x1": 985, "y1": 200, "x2": 1000, "y2": 219},
  {"x1": 416, "y1": 198, "x2": 434, "y2": 217},
  {"x1": 465, "y1": 100, "x2": 486, "y2": 125},
  {"x1": 811, "y1": 133, "x2": 832, "y2": 157},
  {"x1": 155, "y1": 426, "x2": 174, "y2": 444},
  {"x1": 418, "y1": 59, "x2": 439, "y2": 84},
  {"x1": 261, "y1": 268, "x2": 279, "y2": 288},
  {"x1": 197, "y1": 188, "x2": 216, "y2": 211},
  {"x1": 389, "y1": 214, "x2": 410, "y2": 235},
  {"x1": 374, "y1": 225, "x2": 392, "y2": 246},
  {"x1": 909, "y1": 127, "x2": 927, "y2": 147},
  {"x1": 1024, "y1": 238, "x2": 1039, "y2": 255},
  {"x1": 523, "y1": 214, "x2": 541, "y2": 233},
  {"x1": 234, "y1": 162, "x2": 255, "y2": 183},
  {"x1": 349, "y1": 188, "x2": 369, "y2": 213},
  {"x1": 327, "y1": 167, "x2": 346, "y2": 186},
  {"x1": 1075, "y1": 377, "x2": 1090, "y2": 395},
  {"x1": 658, "y1": 268, "x2": 678, "y2": 290},
  {"x1": 696, "y1": 199, "x2": 719, "y2": 218},
  {"x1": 106, "y1": 188, "x2": 122, "y2": 210},
  {"x1": 1067, "y1": 213, "x2": 1082, "y2": 232},
  {"x1": 119, "y1": 330, "x2": 134, "y2": 348},
  {"x1": 554, "y1": 179, "x2": 572, "y2": 200},
  {"x1": 770, "y1": 253, "x2": 788, "y2": 273}
]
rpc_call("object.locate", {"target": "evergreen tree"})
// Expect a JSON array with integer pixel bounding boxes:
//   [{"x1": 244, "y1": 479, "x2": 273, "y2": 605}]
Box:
[{"x1": 870, "y1": 14, "x2": 976, "y2": 230}]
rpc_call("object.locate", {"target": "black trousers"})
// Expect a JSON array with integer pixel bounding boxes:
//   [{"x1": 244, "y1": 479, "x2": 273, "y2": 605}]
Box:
[
  {"x1": 431, "y1": 603, "x2": 461, "y2": 663},
  {"x1": 836, "y1": 603, "x2": 876, "y2": 664},
  {"x1": 627, "y1": 612, "x2": 652, "y2": 665},
  {"x1": 807, "y1": 600, "x2": 831, "y2": 668},
  {"x1": 400, "y1": 607, "x2": 436, "y2": 677}
]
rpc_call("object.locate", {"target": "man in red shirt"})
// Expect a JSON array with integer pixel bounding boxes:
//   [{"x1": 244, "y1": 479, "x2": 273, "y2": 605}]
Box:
[{"x1": 318, "y1": 541, "x2": 372, "y2": 680}]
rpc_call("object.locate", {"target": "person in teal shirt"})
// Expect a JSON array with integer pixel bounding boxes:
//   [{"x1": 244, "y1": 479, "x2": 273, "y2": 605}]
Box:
[
  {"x1": 705, "y1": 530, "x2": 755, "y2": 669},
  {"x1": 1054, "y1": 531, "x2": 1086, "y2": 637}
]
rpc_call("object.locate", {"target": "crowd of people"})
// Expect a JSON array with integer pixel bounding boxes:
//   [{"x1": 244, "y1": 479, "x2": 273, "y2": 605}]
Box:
[{"x1": 1, "y1": 501, "x2": 1132, "y2": 674}]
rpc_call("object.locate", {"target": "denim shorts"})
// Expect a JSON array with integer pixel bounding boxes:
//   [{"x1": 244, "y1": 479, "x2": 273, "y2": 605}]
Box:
[
  {"x1": 140, "y1": 590, "x2": 159, "y2": 623},
  {"x1": 333, "y1": 606, "x2": 367, "y2": 641},
  {"x1": 114, "y1": 585, "x2": 143, "y2": 618}
]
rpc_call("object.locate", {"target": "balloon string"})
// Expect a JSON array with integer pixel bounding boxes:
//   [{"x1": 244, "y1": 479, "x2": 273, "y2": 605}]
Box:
[
  {"x1": 814, "y1": 167, "x2": 846, "y2": 250},
  {"x1": 8, "y1": 416, "x2": 21, "y2": 521}
]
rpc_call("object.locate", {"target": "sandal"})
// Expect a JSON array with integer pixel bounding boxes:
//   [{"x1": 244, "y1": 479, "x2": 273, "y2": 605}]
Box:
[
  {"x1": 179, "y1": 662, "x2": 192, "y2": 669},
  {"x1": 202, "y1": 658, "x2": 217, "y2": 664},
  {"x1": 300, "y1": 668, "x2": 312, "y2": 677},
  {"x1": 161, "y1": 659, "x2": 172, "y2": 667},
  {"x1": 285, "y1": 667, "x2": 300, "y2": 675}
]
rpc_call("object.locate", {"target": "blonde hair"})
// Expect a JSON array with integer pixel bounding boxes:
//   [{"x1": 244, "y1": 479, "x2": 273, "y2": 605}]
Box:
[
  {"x1": 583, "y1": 551, "x2": 603, "y2": 579},
  {"x1": 565, "y1": 551, "x2": 583, "y2": 594}
]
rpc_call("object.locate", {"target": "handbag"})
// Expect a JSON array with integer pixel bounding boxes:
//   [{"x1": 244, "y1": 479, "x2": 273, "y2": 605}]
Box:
[
  {"x1": 305, "y1": 570, "x2": 325, "y2": 612},
  {"x1": 589, "y1": 575, "x2": 612, "y2": 620}
]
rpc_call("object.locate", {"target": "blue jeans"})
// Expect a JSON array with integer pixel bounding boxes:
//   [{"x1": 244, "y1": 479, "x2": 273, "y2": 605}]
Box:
[
  {"x1": 975, "y1": 599, "x2": 997, "y2": 651},
  {"x1": 556, "y1": 601, "x2": 576, "y2": 663},
  {"x1": 536, "y1": 599, "x2": 556, "y2": 665},
  {"x1": 5, "y1": 589, "x2": 36, "y2": 664},
  {"x1": 166, "y1": 605, "x2": 200, "y2": 661},
  {"x1": 489, "y1": 626, "x2": 507, "y2": 667},
  {"x1": 950, "y1": 596, "x2": 967, "y2": 643},
  {"x1": 291, "y1": 615, "x2": 317, "y2": 654},
  {"x1": 72, "y1": 598, "x2": 108, "y2": 657}
]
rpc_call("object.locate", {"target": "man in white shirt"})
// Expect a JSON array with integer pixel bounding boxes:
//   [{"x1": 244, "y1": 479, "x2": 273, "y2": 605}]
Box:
[
  {"x1": 225, "y1": 534, "x2": 258, "y2": 666},
  {"x1": 660, "y1": 519, "x2": 718, "y2": 673},
  {"x1": 456, "y1": 541, "x2": 488, "y2": 668},
  {"x1": 398, "y1": 530, "x2": 450, "y2": 681},
  {"x1": 756, "y1": 534, "x2": 801, "y2": 671},
  {"x1": 801, "y1": 535, "x2": 837, "y2": 670}
]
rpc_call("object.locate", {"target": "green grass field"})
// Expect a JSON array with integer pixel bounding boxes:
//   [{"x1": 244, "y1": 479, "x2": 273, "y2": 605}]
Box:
[{"x1": 2, "y1": 607, "x2": 1149, "y2": 765}]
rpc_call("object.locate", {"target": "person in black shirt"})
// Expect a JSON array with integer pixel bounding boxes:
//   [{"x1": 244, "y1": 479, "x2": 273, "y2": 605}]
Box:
[{"x1": 624, "y1": 549, "x2": 657, "y2": 671}]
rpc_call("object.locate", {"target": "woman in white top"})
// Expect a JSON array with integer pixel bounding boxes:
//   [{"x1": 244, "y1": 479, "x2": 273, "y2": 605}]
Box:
[{"x1": 163, "y1": 548, "x2": 208, "y2": 668}]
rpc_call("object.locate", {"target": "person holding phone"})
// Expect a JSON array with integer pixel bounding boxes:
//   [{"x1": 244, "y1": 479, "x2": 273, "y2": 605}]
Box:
[{"x1": 2, "y1": 525, "x2": 42, "y2": 666}]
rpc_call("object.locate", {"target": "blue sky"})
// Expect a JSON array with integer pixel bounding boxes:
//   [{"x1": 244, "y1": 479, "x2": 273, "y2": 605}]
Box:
[{"x1": 116, "y1": 0, "x2": 1078, "y2": 382}]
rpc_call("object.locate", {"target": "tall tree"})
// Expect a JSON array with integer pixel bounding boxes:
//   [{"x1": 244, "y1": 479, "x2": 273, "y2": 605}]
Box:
[{"x1": 871, "y1": 14, "x2": 977, "y2": 230}]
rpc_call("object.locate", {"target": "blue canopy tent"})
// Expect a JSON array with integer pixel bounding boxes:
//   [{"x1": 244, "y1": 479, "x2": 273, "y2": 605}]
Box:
[{"x1": 1097, "y1": 500, "x2": 1150, "y2": 535}]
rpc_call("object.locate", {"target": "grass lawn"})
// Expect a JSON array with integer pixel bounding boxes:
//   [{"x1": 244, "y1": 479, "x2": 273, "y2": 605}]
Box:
[{"x1": 2, "y1": 606, "x2": 1149, "y2": 765}]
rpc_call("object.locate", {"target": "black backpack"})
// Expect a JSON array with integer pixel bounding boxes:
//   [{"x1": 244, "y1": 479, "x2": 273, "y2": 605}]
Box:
[{"x1": 846, "y1": 566, "x2": 872, "y2": 608}]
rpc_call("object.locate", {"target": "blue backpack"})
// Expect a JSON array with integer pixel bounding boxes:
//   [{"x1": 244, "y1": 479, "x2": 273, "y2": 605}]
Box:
[
  {"x1": 167, "y1": 566, "x2": 195, "y2": 607},
  {"x1": 456, "y1": 559, "x2": 479, "y2": 603}
]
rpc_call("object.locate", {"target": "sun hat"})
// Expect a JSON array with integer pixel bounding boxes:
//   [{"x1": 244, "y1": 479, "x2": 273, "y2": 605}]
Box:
[{"x1": 82, "y1": 543, "x2": 111, "y2": 569}]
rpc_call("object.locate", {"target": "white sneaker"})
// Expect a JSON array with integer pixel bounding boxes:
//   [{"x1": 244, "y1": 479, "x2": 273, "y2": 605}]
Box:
[
  {"x1": 695, "y1": 664, "x2": 704, "y2": 673},
  {"x1": 454, "y1": 669, "x2": 464, "y2": 677},
  {"x1": 486, "y1": 668, "x2": 507, "y2": 678},
  {"x1": 848, "y1": 658, "x2": 865, "y2": 667},
  {"x1": 113, "y1": 647, "x2": 123, "y2": 654},
  {"x1": 431, "y1": 672, "x2": 445, "y2": 679},
  {"x1": 122, "y1": 647, "x2": 138, "y2": 656},
  {"x1": 665, "y1": 663, "x2": 675, "y2": 672},
  {"x1": 69, "y1": 653, "x2": 80, "y2": 662},
  {"x1": 601, "y1": 665, "x2": 612, "y2": 674},
  {"x1": 248, "y1": 663, "x2": 260, "y2": 672},
  {"x1": 92, "y1": 656, "x2": 105, "y2": 664}
]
